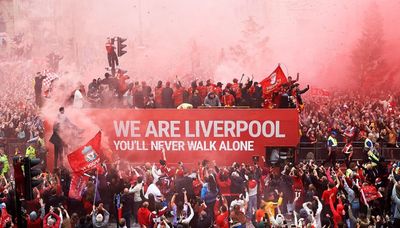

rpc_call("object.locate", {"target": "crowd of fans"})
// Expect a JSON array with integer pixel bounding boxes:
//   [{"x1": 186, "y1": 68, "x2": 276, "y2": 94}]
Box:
[
  {"x1": 1, "y1": 64, "x2": 400, "y2": 227},
  {"x1": 63, "y1": 70, "x2": 309, "y2": 110},
  {"x1": 3, "y1": 144, "x2": 400, "y2": 228},
  {"x1": 300, "y1": 91, "x2": 400, "y2": 147}
]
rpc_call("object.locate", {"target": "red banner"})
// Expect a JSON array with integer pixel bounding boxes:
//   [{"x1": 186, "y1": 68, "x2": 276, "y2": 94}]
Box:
[
  {"x1": 362, "y1": 185, "x2": 382, "y2": 202},
  {"x1": 81, "y1": 109, "x2": 300, "y2": 165},
  {"x1": 67, "y1": 131, "x2": 102, "y2": 173},
  {"x1": 260, "y1": 65, "x2": 288, "y2": 95},
  {"x1": 69, "y1": 172, "x2": 89, "y2": 200}
]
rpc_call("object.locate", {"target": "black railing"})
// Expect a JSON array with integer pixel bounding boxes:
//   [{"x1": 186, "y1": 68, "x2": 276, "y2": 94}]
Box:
[
  {"x1": 297, "y1": 141, "x2": 400, "y2": 162},
  {"x1": 0, "y1": 138, "x2": 27, "y2": 157}
]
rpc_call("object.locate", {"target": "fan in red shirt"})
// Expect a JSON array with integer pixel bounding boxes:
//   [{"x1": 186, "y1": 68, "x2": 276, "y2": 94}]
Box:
[
  {"x1": 197, "y1": 81, "x2": 208, "y2": 101},
  {"x1": 221, "y1": 90, "x2": 235, "y2": 107},
  {"x1": 214, "y1": 82, "x2": 223, "y2": 98},
  {"x1": 27, "y1": 198, "x2": 45, "y2": 228},
  {"x1": 322, "y1": 182, "x2": 339, "y2": 205},
  {"x1": 117, "y1": 71, "x2": 129, "y2": 96},
  {"x1": 231, "y1": 78, "x2": 242, "y2": 102},
  {"x1": 137, "y1": 201, "x2": 151, "y2": 227},
  {"x1": 173, "y1": 83, "x2": 185, "y2": 107},
  {"x1": 216, "y1": 169, "x2": 231, "y2": 196},
  {"x1": 329, "y1": 194, "x2": 345, "y2": 228},
  {"x1": 291, "y1": 169, "x2": 304, "y2": 207},
  {"x1": 43, "y1": 209, "x2": 61, "y2": 228},
  {"x1": 214, "y1": 196, "x2": 229, "y2": 228},
  {"x1": 206, "y1": 79, "x2": 216, "y2": 94},
  {"x1": 105, "y1": 37, "x2": 118, "y2": 68},
  {"x1": 0, "y1": 206, "x2": 12, "y2": 228}
]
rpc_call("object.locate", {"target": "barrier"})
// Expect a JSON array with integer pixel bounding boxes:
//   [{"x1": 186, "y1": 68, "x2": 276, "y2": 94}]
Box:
[
  {"x1": 0, "y1": 138, "x2": 27, "y2": 156},
  {"x1": 297, "y1": 141, "x2": 400, "y2": 162}
]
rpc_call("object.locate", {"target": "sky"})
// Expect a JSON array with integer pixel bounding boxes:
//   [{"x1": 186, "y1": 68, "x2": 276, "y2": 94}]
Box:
[{"x1": 9, "y1": 0, "x2": 400, "y2": 87}]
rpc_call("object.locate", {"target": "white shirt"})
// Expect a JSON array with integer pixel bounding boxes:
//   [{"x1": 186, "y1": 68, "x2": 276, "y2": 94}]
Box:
[
  {"x1": 129, "y1": 183, "x2": 143, "y2": 202},
  {"x1": 73, "y1": 90, "x2": 83, "y2": 108},
  {"x1": 145, "y1": 183, "x2": 162, "y2": 202}
]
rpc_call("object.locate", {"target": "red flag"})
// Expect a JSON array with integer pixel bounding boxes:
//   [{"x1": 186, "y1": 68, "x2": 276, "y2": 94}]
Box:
[
  {"x1": 68, "y1": 171, "x2": 89, "y2": 200},
  {"x1": 260, "y1": 65, "x2": 288, "y2": 95},
  {"x1": 67, "y1": 131, "x2": 102, "y2": 173},
  {"x1": 361, "y1": 185, "x2": 382, "y2": 202}
]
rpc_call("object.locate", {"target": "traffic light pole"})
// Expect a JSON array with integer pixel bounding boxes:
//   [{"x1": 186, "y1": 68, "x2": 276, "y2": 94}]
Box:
[
  {"x1": 12, "y1": 157, "x2": 26, "y2": 228},
  {"x1": 15, "y1": 191, "x2": 24, "y2": 228}
]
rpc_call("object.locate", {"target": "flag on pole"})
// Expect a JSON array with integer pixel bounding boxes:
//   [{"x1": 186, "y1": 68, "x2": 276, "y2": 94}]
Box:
[
  {"x1": 67, "y1": 131, "x2": 102, "y2": 173},
  {"x1": 43, "y1": 72, "x2": 59, "y2": 87},
  {"x1": 68, "y1": 171, "x2": 89, "y2": 200},
  {"x1": 260, "y1": 65, "x2": 288, "y2": 95}
]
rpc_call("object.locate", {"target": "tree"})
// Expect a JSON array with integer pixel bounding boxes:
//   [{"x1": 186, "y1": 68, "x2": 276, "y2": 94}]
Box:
[
  {"x1": 215, "y1": 16, "x2": 269, "y2": 81},
  {"x1": 351, "y1": 2, "x2": 387, "y2": 88}
]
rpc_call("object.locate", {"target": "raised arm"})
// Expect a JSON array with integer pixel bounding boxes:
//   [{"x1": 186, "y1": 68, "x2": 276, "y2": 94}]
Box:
[
  {"x1": 329, "y1": 194, "x2": 338, "y2": 215},
  {"x1": 392, "y1": 183, "x2": 400, "y2": 204},
  {"x1": 103, "y1": 209, "x2": 110, "y2": 225},
  {"x1": 184, "y1": 189, "x2": 188, "y2": 203},
  {"x1": 347, "y1": 205, "x2": 357, "y2": 223},
  {"x1": 342, "y1": 176, "x2": 353, "y2": 196},
  {"x1": 181, "y1": 203, "x2": 194, "y2": 224},
  {"x1": 315, "y1": 196, "x2": 323, "y2": 215}
]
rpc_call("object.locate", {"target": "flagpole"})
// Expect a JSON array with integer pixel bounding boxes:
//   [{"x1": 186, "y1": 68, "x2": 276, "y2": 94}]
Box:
[{"x1": 93, "y1": 169, "x2": 98, "y2": 206}]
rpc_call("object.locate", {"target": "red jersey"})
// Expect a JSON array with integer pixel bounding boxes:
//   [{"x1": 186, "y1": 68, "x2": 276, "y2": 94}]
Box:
[
  {"x1": 198, "y1": 86, "x2": 208, "y2": 101},
  {"x1": 213, "y1": 86, "x2": 223, "y2": 98},
  {"x1": 222, "y1": 94, "x2": 235, "y2": 106},
  {"x1": 322, "y1": 187, "x2": 338, "y2": 205},
  {"x1": 173, "y1": 87, "x2": 185, "y2": 107},
  {"x1": 138, "y1": 207, "x2": 151, "y2": 226},
  {"x1": 155, "y1": 87, "x2": 163, "y2": 106},
  {"x1": 207, "y1": 84, "x2": 216, "y2": 93},
  {"x1": 215, "y1": 211, "x2": 229, "y2": 228},
  {"x1": 216, "y1": 175, "x2": 231, "y2": 195},
  {"x1": 231, "y1": 83, "x2": 241, "y2": 99}
]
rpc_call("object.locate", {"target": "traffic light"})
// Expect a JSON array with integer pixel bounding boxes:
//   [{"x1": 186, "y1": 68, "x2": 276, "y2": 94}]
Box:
[
  {"x1": 117, "y1": 37, "x2": 127, "y2": 57},
  {"x1": 23, "y1": 157, "x2": 42, "y2": 200}
]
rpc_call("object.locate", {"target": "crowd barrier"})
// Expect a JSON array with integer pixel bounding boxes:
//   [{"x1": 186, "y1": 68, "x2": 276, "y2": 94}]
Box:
[
  {"x1": 296, "y1": 141, "x2": 400, "y2": 162},
  {"x1": 2, "y1": 138, "x2": 400, "y2": 167},
  {"x1": 0, "y1": 138, "x2": 27, "y2": 156}
]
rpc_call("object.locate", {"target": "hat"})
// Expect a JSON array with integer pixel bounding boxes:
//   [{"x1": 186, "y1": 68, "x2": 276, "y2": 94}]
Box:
[
  {"x1": 299, "y1": 208, "x2": 308, "y2": 219},
  {"x1": 96, "y1": 213, "x2": 104, "y2": 223},
  {"x1": 29, "y1": 211, "x2": 38, "y2": 221}
]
